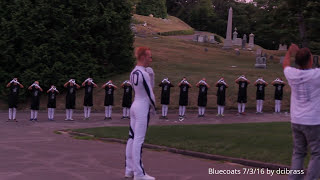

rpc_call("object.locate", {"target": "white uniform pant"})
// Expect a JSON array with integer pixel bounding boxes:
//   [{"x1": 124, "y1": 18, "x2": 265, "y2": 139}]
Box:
[
  {"x1": 8, "y1": 108, "x2": 17, "y2": 120},
  {"x1": 105, "y1": 106, "x2": 112, "y2": 117},
  {"x1": 84, "y1": 106, "x2": 92, "y2": 118},
  {"x1": 123, "y1": 107, "x2": 130, "y2": 117},
  {"x1": 125, "y1": 101, "x2": 150, "y2": 177},
  {"x1": 275, "y1": 100, "x2": 281, "y2": 112},
  {"x1": 217, "y1": 106, "x2": 225, "y2": 115},
  {"x1": 162, "y1": 105, "x2": 168, "y2": 116},
  {"x1": 66, "y1": 109, "x2": 73, "y2": 119},
  {"x1": 30, "y1": 110, "x2": 38, "y2": 119},
  {"x1": 48, "y1": 108, "x2": 55, "y2": 119},
  {"x1": 238, "y1": 103, "x2": 246, "y2": 113},
  {"x1": 198, "y1": 106, "x2": 205, "y2": 115},
  {"x1": 179, "y1": 106, "x2": 186, "y2": 116},
  {"x1": 256, "y1": 100, "x2": 264, "y2": 112}
]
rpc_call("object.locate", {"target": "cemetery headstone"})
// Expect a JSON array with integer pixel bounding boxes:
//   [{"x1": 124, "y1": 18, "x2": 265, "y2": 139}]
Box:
[
  {"x1": 198, "y1": 35, "x2": 204, "y2": 43},
  {"x1": 255, "y1": 57, "x2": 267, "y2": 69}
]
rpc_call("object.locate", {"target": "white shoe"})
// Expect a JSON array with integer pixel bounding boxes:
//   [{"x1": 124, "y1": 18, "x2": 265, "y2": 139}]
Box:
[
  {"x1": 124, "y1": 171, "x2": 134, "y2": 178},
  {"x1": 134, "y1": 174, "x2": 155, "y2": 180}
]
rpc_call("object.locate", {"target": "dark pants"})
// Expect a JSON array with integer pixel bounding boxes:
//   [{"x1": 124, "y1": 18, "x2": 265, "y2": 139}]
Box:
[{"x1": 289, "y1": 123, "x2": 320, "y2": 180}]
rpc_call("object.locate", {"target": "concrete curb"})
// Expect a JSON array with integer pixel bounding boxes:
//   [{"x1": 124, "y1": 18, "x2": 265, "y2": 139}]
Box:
[{"x1": 65, "y1": 130, "x2": 291, "y2": 171}]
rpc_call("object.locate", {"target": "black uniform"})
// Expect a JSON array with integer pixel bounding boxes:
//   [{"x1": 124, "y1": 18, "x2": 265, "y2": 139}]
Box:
[
  {"x1": 66, "y1": 85, "x2": 77, "y2": 109},
  {"x1": 122, "y1": 85, "x2": 133, "y2": 108},
  {"x1": 274, "y1": 84, "x2": 285, "y2": 100},
  {"x1": 8, "y1": 84, "x2": 20, "y2": 108},
  {"x1": 104, "y1": 86, "x2": 115, "y2": 106},
  {"x1": 30, "y1": 86, "x2": 41, "y2": 110},
  {"x1": 159, "y1": 82, "x2": 173, "y2": 105},
  {"x1": 197, "y1": 84, "x2": 208, "y2": 107},
  {"x1": 256, "y1": 84, "x2": 266, "y2": 100},
  {"x1": 217, "y1": 84, "x2": 227, "y2": 106},
  {"x1": 83, "y1": 83, "x2": 94, "y2": 106},
  {"x1": 47, "y1": 91, "x2": 57, "y2": 108},
  {"x1": 237, "y1": 81, "x2": 248, "y2": 103},
  {"x1": 179, "y1": 84, "x2": 190, "y2": 106}
]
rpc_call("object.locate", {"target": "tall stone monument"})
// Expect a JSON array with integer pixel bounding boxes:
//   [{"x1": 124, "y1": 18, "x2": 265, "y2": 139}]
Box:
[
  {"x1": 223, "y1": 7, "x2": 233, "y2": 49},
  {"x1": 248, "y1": 33, "x2": 255, "y2": 48}
]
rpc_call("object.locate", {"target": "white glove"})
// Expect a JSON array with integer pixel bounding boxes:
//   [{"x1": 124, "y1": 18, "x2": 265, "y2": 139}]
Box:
[
  {"x1": 32, "y1": 83, "x2": 41, "y2": 89},
  {"x1": 69, "y1": 79, "x2": 76, "y2": 85},
  {"x1": 198, "y1": 80, "x2": 207, "y2": 85},
  {"x1": 145, "y1": 67, "x2": 154, "y2": 89},
  {"x1": 162, "y1": 78, "x2": 170, "y2": 84}
]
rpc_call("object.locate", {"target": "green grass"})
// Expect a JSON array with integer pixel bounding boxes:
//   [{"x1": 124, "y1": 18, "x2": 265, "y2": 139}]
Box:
[
  {"x1": 74, "y1": 122, "x2": 296, "y2": 165},
  {"x1": 158, "y1": 29, "x2": 195, "y2": 36}
]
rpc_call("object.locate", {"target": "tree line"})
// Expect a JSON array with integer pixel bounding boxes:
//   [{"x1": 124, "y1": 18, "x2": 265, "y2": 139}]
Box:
[{"x1": 0, "y1": 0, "x2": 134, "y2": 100}]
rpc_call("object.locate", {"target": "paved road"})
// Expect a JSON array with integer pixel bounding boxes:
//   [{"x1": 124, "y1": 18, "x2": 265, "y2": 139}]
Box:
[{"x1": 0, "y1": 111, "x2": 289, "y2": 180}]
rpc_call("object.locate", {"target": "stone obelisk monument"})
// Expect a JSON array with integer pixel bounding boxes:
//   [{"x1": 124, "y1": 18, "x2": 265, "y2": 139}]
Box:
[{"x1": 222, "y1": 7, "x2": 233, "y2": 49}]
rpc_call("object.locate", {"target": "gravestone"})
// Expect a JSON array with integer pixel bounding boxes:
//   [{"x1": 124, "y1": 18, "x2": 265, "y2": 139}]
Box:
[
  {"x1": 278, "y1": 44, "x2": 287, "y2": 51},
  {"x1": 198, "y1": 35, "x2": 204, "y2": 43},
  {"x1": 248, "y1": 33, "x2": 255, "y2": 48},
  {"x1": 313, "y1": 55, "x2": 319, "y2": 68},
  {"x1": 256, "y1": 48, "x2": 262, "y2": 57},
  {"x1": 193, "y1": 35, "x2": 199, "y2": 42},
  {"x1": 204, "y1": 35, "x2": 209, "y2": 43},
  {"x1": 233, "y1": 29, "x2": 238, "y2": 44},
  {"x1": 242, "y1": 34, "x2": 247, "y2": 49},
  {"x1": 255, "y1": 57, "x2": 267, "y2": 69},
  {"x1": 235, "y1": 50, "x2": 240, "y2": 56},
  {"x1": 209, "y1": 35, "x2": 216, "y2": 43},
  {"x1": 280, "y1": 56, "x2": 284, "y2": 64},
  {"x1": 235, "y1": 38, "x2": 242, "y2": 46},
  {"x1": 222, "y1": 7, "x2": 233, "y2": 49}
]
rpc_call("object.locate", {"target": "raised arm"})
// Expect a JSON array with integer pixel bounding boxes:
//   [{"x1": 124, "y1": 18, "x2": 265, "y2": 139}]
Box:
[
  {"x1": 28, "y1": 84, "x2": 33, "y2": 90},
  {"x1": 283, "y1": 44, "x2": 299, "y2": 69},
  {"x1": 64, "y1": 81, "x2": 69, "y2": 87},
  {"x1": 75, "y1": 84, "x2": 81, "y2": 89}
]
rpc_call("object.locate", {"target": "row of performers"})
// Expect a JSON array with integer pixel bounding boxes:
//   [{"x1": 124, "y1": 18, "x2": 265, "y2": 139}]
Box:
[{"x1": 5, "y1": 75, "x2": 285, "y2": 122}]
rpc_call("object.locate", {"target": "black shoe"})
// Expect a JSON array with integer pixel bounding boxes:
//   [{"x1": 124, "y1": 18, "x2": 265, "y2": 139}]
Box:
[
  {"x1": 34, "y1": 118, "x2": 38, "y2": 122},
  {"x1": 13, "y1": 119, "x2": 18, "y2": 122},
  {"x1": 121, "y1": 116, "x2": 125, "y2": 119},
  {"x1": 109, "y1": 117, "x2": 112, "y2": 120},
  {"x1": 104, "y1": 117, "x2": 107, "y2": 120},
  {"x1": 7, "y1": 119, "x2": 11, "y2": 122},
  {"x1": 30, "y1": 118, "x2": 34, "y2": 121}
]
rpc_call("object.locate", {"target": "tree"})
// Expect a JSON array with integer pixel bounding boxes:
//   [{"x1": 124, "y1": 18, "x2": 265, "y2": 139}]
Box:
[
  {"x1": 136, "y1": 0, "x2": 167, "y2": 18},
  {"x1": 0, "y1": 0, "x2": 134, "y2": 100}
]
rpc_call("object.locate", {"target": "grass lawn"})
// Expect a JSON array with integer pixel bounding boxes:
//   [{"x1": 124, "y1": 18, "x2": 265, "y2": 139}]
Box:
[{"x1": 74, "y1": 122, "x2": 299, "y2": 166}]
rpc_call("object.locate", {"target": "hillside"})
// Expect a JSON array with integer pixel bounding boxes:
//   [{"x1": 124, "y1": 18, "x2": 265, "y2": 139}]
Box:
[
  {"x1": 0, "y1": 15, "x2": 290, "y2": 112},
  {"x1": 132, "y1": 14, "x2": 194, "y2": 35}
]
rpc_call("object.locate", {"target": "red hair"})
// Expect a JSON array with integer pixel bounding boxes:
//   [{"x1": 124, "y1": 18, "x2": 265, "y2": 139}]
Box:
[
  {"x1": 295, "y1": 48, "x2": 311, "y2": 67},
  {"x1": 135, "y1": 47, "x2": 150, "y2": 60}
]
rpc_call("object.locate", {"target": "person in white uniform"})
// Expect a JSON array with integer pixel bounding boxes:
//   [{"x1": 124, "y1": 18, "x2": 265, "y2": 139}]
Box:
[
  {"x1": 284, "y1": 44, "x2": 320, "y2": 180},
  {"x1": 125, "y1": 47, "x2": 156, "y2": 180}
]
